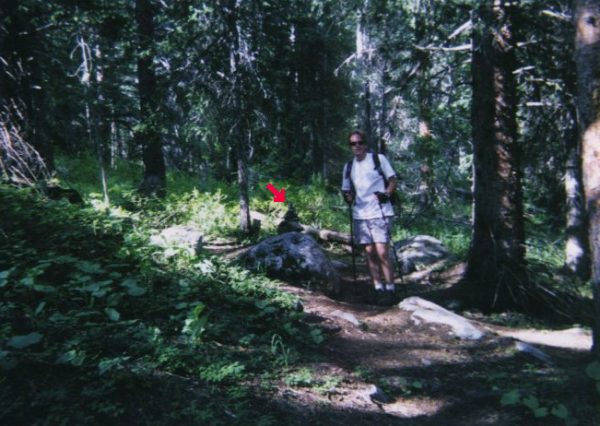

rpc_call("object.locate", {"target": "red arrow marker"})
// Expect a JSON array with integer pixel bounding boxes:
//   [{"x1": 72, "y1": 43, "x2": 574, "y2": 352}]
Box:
[{"x1": 266, "y1": 183, "x2": 286, "y2": 202}]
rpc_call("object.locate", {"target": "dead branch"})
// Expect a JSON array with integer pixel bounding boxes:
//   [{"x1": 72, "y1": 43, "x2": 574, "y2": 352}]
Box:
[
  {"x1": 0, "y1": 110, "x2": 50, "y2": 187},
  {"x1": 250, "y1": 210, "x2": 351, "y2": 245},
  {"x1": 295, "y1": 223, "x2": 351, "y2": 245},
  {"x1": 414, "y1": 43, "x2": 472, "y2": 52},
  {"x1": 541, "y1": 10, "x2": 571, "y2": 22}
]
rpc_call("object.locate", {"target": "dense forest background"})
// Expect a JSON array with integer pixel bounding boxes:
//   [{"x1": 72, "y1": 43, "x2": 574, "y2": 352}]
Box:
[
  {"x1": 0, "y1": 0, "x2": 577, "y2": 215},
  {"x1": 2, "y1": 0, "x2": 600, "y2": 424}
]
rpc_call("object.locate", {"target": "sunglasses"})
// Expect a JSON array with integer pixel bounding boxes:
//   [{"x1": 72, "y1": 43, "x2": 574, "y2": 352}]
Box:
[{"x1": 349, "y1": 140, "x2": 365, "y2": 146}]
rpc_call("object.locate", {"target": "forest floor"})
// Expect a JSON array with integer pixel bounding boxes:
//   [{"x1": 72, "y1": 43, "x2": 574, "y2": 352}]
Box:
[
  {"x1": 4, "y1": 186, "x2": 598, "y2": 425},
  {"x1": 215, "y1": 244, "x2": 598, "y2": 426}
]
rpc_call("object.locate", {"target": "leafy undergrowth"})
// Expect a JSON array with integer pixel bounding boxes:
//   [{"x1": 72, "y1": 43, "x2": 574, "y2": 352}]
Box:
[
  {"x1": 1, "y1": 154, "x2": 597, "y2": 425},
  {"x1": 0, "y1": 186, "x2": 324, "y2": 425}
]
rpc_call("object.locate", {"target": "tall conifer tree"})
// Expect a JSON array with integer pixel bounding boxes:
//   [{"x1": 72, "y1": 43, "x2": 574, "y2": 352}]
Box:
[
  {"x1": 574, "y1": 0, "x2": 600, "y2": 357},
  {"x1": 464, "y1": 0, "x2": 528, "y2": 311}
]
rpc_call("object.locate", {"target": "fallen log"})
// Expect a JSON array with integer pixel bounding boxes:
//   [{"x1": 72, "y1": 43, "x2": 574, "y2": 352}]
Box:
[
  {"x1": 250, "y1": 210, "x2": 351, "y2": 245},
  {"x1": 296, "y1": 223, "x2": 351, "y2": 245}
]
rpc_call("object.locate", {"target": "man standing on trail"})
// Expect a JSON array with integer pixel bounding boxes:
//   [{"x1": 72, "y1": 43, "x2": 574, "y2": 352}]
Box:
[{"x1": 341, "y1": 130, "x2": 398, "y2": 303}]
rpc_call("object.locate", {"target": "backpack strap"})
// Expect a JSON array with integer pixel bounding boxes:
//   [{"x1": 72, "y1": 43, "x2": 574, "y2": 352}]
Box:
[
  {"x1": 372, "y1": 152, "x2": 389, "y2": 187},
  {"x1": 347, "y1": 152, "x2": 395, "y2": 192},
  {"x1": 345, "y1": 160, "x2": 354, "y2": 194},
  {"x1": 373, "y1": 153, "x2": 399, "y2": 206}
]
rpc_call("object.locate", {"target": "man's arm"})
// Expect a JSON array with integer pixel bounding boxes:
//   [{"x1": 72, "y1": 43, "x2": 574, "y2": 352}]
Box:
[
  {"x1": 342, "y1": 190, "x2": 354, "y2": 204},
  {"x1": 341, "y1": 163, "x2": 354, "y2": 204},
  {"x1": 386, "y1": 176, "x2": 397, "y2": 197}
]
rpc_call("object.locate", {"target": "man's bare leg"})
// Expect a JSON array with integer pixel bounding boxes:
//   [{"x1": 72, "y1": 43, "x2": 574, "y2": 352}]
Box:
[
  {"x1": 364, "y1": 244, "x2": 383, "y2": 289},
  {"x1": 375, "y1": 242, "x2": 394, "y2": 285}
]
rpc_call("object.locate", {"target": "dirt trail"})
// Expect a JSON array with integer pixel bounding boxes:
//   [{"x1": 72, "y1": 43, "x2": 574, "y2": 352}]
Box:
[
  {"x1": 208, "y1": 241, "x2": 595, "y2": 425},
  {"x1": 264, "y1": 266, "x2": 595, "y2": 426}
]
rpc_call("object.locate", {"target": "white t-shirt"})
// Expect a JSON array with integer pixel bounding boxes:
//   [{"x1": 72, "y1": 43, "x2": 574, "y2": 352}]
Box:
[{"x1": 341, "y1": 153, "x2": 396, "y2": 220}]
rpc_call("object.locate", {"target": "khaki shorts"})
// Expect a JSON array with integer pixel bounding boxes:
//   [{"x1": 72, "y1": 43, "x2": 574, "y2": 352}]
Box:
[{"x1": 353, "y1": 217, "x2": 393, "y2": 245}]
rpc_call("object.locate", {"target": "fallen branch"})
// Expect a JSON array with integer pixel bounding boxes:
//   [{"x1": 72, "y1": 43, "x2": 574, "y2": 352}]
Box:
[
  {"x1": 250, "y1": 210, "x2": 351, "y2": 245},
  {"x1": 0, "y1": 112, "x2": 50, "y2": 187},
  {"x1": 295, "y1": 223, "x2": 351, "y2": 245}
]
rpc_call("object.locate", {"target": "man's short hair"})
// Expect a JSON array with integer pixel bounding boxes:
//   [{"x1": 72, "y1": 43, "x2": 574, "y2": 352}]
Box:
[{"x1": 348, "y1": 130, "x2": 366, "y2": 141}]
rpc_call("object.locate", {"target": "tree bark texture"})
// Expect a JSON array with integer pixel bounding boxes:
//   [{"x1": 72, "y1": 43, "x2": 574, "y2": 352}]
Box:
[
  {"x1": 227, "y1": 0, "x2": 251, "y2": 234},
  {"x1": 574, "y1": 0, "x2": 600, "y2": 357},
  {"x1": 564, "y1": 109, "x2": 590, "y2": 279},
  {"x1": 379, "y1": 63, "x2": 390, "y2": 155},
  {"x1": 357, "y1": 6, "x2": 374, "y2": 149},
  {"x1": 415, "y1": 0, "x2": 436, "y2": 207},
  {"x1": 135, "y1": 0, "x2": 166, "y2": 197},
  {"x1": 312, "y1": 46, "x2": 328, "y2": 178},
  {"x1": 237, "y1": 141, "x2": 251, "y2": 234},
  {"x1": 416, "y1": 52, "x2": 436, "y2": 208},
  {"x1": 465, "y1": 0, "x2": 528, "y2": 311}
]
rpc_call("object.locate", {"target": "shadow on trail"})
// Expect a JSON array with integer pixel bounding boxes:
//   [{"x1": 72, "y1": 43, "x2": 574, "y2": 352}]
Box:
[
  {"x1": 328, "y1": 255, "x2": 593, "y2": 328},
  {"x1": 262, "y1": 321, "x2": 596, "y2": 426}
]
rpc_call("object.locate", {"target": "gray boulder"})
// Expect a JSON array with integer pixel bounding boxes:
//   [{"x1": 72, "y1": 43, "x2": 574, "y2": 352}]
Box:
[
  {"x1": 393, "y1": 235, "x2": 450, "y2": 274},
  {"x1": 398, "y1": 297, "x2": 485, "y2": 340},
  {"x1": 240, "y1": 232, "x2": 340, "y2": 291},
  {"x1": 149, "y1": 225, "x2": 203, "y2": 255},
  {"x1": 331, "y1": 310, "x2": 362, "y2": 327}
]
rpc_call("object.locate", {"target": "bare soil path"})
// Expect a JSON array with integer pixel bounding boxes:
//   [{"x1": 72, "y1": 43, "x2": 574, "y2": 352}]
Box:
[
  {"x1": 263, "y1": 263, "x2": 596, "y2": 425},
  {"x1": 208, "y1": 241, "x2": 597, "y2": 425}
]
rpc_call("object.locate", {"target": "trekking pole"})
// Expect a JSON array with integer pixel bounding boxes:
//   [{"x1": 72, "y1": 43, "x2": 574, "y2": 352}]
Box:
[
  {"x1": 348, "y1": 203, "x2": 357, "y2": 283},
  {"x1": 376, "y1": 196, "x2": 403, "y2": 285}
]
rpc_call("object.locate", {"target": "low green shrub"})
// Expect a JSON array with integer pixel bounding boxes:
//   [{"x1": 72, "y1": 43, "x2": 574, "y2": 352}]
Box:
[{"x1": 0, "y1": 185, "x2": 322, "y2": 424}]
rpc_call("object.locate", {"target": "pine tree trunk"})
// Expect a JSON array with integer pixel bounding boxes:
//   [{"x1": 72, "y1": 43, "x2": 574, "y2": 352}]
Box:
[
  {"x1": 417, "y1": 51, "x2": 435, "y2": 208},
  {"x1": 311, "y1": 125, "x2": 323, "y2": 177},
  {"x1": 135, "y1": 0, "x2": 166, "y2": 197},
  {"x1": 227, "y1": 0, "x2": 251, "y2": 234},
  {"x1": 564, "y1": 112, "x2": 590, "y2": 278},
  {"x1": 90, "y1": 40, "x2": 111, "y2": 204},
  {"x1": 237, "y1": 139, "x2": 251, "y2": 234},
  {"x1": 321, "y1": 50, "x2": 329, "y2": 179},
  {"x1": 312, "y1": 48, "x2": 328, "y2": 178},
  {"x1": 379, "y1": 64, "x2": 389, "y2": 155},
  {"x1": 574, "y1": 0, "x2": 600, "y2": 357},
  {"x1": 363, "y1": 80, "x2": 373, "y2": 149},
  {"x1": 464, "y1": 0, "x2": 528, "y2": 311},
  {"x1": 357, "y1": 5, "x2": 374, "y2": 148},
  {"x1": 416, "y1": 0, "x2": 435, "y2": 207}
]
